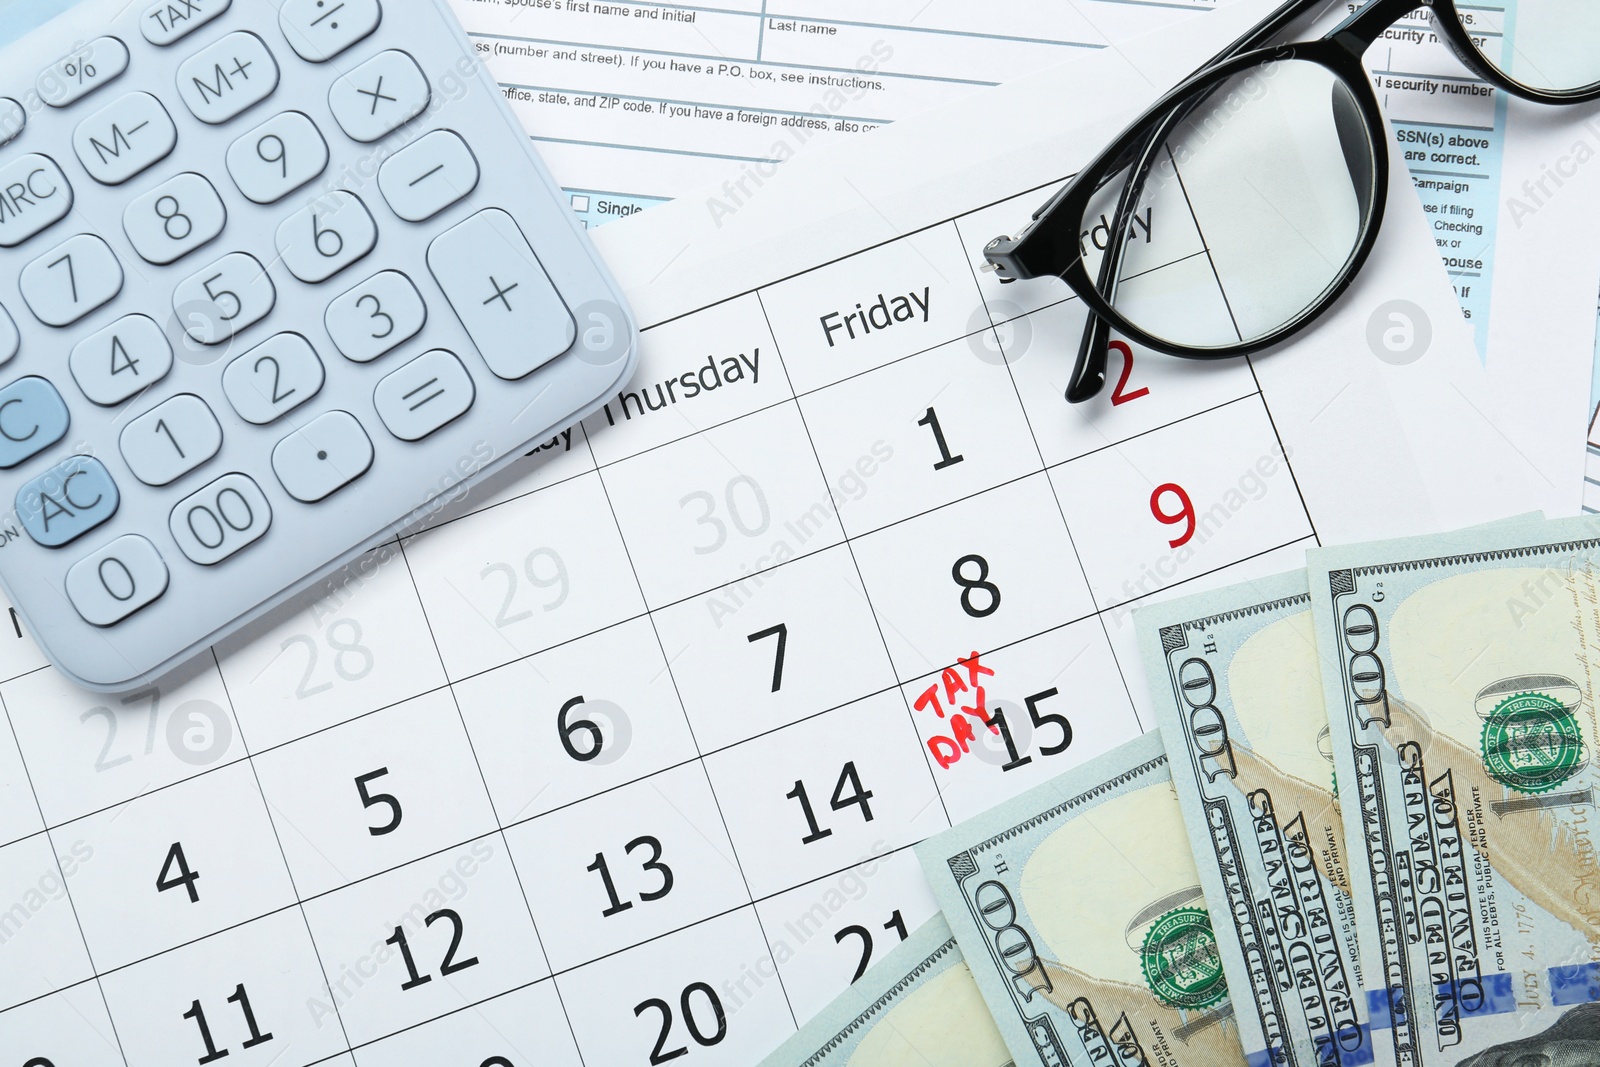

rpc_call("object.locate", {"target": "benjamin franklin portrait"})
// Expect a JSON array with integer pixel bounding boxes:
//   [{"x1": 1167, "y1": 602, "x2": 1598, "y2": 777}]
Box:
[{"x1": 1457, "y1": 1004, "x2": 1600, "y2": 1066}]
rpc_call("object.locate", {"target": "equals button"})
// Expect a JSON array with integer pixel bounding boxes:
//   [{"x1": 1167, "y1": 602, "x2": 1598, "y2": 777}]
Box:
[{"x1": 375, "y1": 349, "x2": 477, "y2": 442}]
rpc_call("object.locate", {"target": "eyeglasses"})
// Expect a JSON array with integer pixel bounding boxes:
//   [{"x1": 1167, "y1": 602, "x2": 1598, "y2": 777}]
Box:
[{"x1": 983, "y1": 0, "x2": 1600, "y2": 403}]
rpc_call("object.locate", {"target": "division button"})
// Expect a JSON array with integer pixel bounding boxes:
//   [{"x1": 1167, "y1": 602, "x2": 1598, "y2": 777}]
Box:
[
  {"x1": 280, "y1": 0, "x2": 382, "y2": 62},
  {"x1": 65, "y1": 534, "x2": 169, "y2": 625},
  {"x1": 374, "y1": 349, "x2": 474, "y2": 441},
  {"x1": 271, "y1": 409, "x2": 373, "y2": 502}
]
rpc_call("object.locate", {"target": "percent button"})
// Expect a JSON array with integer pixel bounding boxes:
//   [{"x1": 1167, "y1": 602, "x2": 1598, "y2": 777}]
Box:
[{"x1": 38, "y1": 37, "x2": 130, "y2": 108}]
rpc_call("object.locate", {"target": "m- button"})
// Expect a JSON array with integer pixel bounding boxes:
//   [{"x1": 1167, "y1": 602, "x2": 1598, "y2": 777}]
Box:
[
  {"x1": 0, "y1": 155, "x2": 73, "y2": 249},
  {"x1": 427, "y1": 209, "x2": 575, "y2": 380}
]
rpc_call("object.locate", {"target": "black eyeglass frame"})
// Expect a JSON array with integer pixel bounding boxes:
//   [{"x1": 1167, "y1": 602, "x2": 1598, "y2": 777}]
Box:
[{"x1": 984, "y1": 0, "x2": 1600, "y2": 402}]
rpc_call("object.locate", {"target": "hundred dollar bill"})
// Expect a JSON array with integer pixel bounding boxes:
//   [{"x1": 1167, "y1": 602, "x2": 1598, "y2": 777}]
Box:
[
  {"x1": 1137, "y1": 570, "x2": 1378, "y2": 1067},
  {"x1": 916, "y1": 730, "x2": 1249, "y2": 1067},
  {"x1": 756, "y1": 914, "x2": 1013, "y2": 1067},
  {"x1": 1308, "y1": 515, "x2": 1600, "y2": 1066}
]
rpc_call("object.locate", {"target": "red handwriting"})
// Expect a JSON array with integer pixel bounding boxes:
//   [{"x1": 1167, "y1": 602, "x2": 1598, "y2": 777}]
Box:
[{"x1": 915, "y1": 651, "x2": 996, "y2": 770}]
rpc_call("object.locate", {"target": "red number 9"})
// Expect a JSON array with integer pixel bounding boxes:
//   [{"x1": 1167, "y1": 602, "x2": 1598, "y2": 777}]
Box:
[{"x1": 1150, "y1": 483, "x2": 1196, "y2": 548}]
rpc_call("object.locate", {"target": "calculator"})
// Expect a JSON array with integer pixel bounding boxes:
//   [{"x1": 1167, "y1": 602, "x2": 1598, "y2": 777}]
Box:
[{"x1": 0, "y1": 0, "x2": 638, "y2": 690}]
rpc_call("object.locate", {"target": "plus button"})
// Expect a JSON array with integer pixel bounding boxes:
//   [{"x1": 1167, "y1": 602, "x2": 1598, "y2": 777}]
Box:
[{"x1": 482, "y1": 276, "x2": 521, "y2": 312}]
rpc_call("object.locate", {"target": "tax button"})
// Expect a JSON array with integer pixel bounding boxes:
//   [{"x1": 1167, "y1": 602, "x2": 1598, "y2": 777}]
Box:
[
  {"x1": 0, "y1": 376, "x2": 70, "y2": 469},
  {"x1": 66, "y1": 534, "x2": 168, "y2": 625},
  {"x1": 16, "y1": 456, "x2": 119, "y2": 548}
]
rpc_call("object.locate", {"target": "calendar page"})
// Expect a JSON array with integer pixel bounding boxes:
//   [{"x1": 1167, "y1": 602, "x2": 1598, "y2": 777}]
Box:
[{"x1": 0, "y1": 20, "x2": 1552, "y2": 1067}]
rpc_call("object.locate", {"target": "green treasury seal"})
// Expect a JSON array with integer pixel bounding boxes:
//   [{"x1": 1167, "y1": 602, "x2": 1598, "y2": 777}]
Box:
[
  {"x1": 1480, "y1": 692, "x2": 1585, "y2": 795},
  {"x1": 1139, "y1": 906, "x2": 1227, "y2": 1009}
]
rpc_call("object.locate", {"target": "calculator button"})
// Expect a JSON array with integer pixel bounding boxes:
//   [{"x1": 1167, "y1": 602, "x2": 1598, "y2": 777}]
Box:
[
  {"x1": 124, "y1": 172, "x2": 227, "y2": 265},
  {"x1": 72, "y1": 92, "x2": 177, "y2": 185},
  {"x1": 176, "y1": 31, "x2": 280, "y2": 124},
  {"x1": 143, "y1": 0, "x2": 232, "y2": 46},
  {"x1": 328, "y1": 49, "x2": 428, "y2": 143},
  {"x1": 271, "y1": 410, "x2": 373, "y2": 502},
  {"x1": 0, "y1": 98, "x2": 23, "y2": 146},
  {"x1": 0, "y1": 154, "x2": 73, "y2": 248},
  {"x1": 38, "y1": 38, "x2": 130, "y2": 108},
  {"x1": 227, "y1": 111, "x2": 328, "y2": 204},
  {"x1": 65, "y1": 534, "x2": 168, "y2": 626},
  {"x1": 325, "y1": 269, "x2": 425, "y2": 362},
  {"x1": 20, "y1": 234, "x2": 123, "y2": 327},
  {"x1": 280, "y1": 0, "x2": 382, "y2": 62},
  {"x1": 0, "y1": 377, "x2": 69, "y2": 469},
  {"x1": 120, "y1": 394, "x2": 223, "y2": 486},
  {"x1": 427, "y1": 209, "x2": 576, "y2": 380},
  {"x1": 275, "y1": 190, "x2": 376, "y2": 283},
  {"x1": 0, "y1": 305, "x2": 17, "y2": 367},
  {"x1": 374, "y1": 349, "x2": 475, "y2": 441},
  {"x1": 173, "y1": 252, "x2": 275, "y2": 343},
  {"x1": 378, "y1": 129, "x2": 478, "y2": 223},
  {"x1": 169, "y1": 472, "x2": 270, "y2": 564},
  {"x1": 222, "y1": 332, "x2": 324, "y2": 424},
  {"x1": 70, "y1": 314, "x2": 174, "y2": 406},
  {"x1": 16, "y1": 456, "x2": 119, "y2": 548}
]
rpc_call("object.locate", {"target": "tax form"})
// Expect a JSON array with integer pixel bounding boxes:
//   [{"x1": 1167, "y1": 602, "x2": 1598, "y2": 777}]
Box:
[{"x1": 446, "y1": 0, "x2": 1262, "y2": 227}]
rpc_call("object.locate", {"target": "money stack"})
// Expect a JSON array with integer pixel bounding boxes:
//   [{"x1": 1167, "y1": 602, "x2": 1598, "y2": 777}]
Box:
[{"x1": 760, "y1": 515, "x2": 1600, "y2": 1067}]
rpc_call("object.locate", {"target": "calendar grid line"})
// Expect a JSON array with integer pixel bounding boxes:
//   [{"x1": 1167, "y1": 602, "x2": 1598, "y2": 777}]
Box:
[
  {"x1": 1241, "y1": 364, "x2": 1324, "y2": 547},
  {"x1": 633, "y1": 175, "x2": 1080, "y2": 336},
  {"x1": 386, "y1": 537, "x2": 586, "y2": 1066},
  {"x1": 583, "y1": 442, "x2": 807, "y2": 1028},
  {"x1": 952, "y1": 214, "x2": 1147, "y2": 729},
  {"x1": 209, "y1": 646, "x2": 362, "y2": 1062},
  {"x1": 0, "y1": 689, "x2": 133, "y2": 1067},
  {"x1": 0, "y1": 825, "x2": 936, "y2": 1038},
  {"x1": 752, "y1": 288, "x2": 956, "y2": 829}
]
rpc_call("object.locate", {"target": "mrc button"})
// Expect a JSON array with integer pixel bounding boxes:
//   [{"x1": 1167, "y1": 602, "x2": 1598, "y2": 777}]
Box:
[
  {"x1": 16, "y1": 456, "x2": 120, "y2": 548},
  {"x1": 0, "y1": 154, "x2": 73, "y2": 248}
]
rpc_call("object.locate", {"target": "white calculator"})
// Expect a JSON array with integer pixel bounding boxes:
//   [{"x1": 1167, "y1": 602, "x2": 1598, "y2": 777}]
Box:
[{"x1": 0, "y1": 0, "x2": 638, "y2": 690}]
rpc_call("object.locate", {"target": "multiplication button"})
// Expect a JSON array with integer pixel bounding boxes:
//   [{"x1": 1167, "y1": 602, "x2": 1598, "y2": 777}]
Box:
[
  {"x1": 374, "y1": 349, "x2": 473, "y2": 441},
  {"x1": 271, "y1": 410, "x2": 373, "y2": 502},
  {"x1": 65, "y1": 534, "x2": 168, "y2": 625},
  {"x1": 328, "y1": 49, "x2": 429, "y2": 143},
  {"x1": 427, "y1": 209, "x2": 575, "y2": 379}
]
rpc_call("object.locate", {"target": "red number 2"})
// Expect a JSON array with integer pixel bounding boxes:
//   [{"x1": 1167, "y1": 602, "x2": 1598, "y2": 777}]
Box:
[
  {"x1": 1151, "y1": 483, "x2": 1196, "y2": 548},
  {"x1": 1109, "y1": 341, "x2": 1150, "y2": 406}
]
